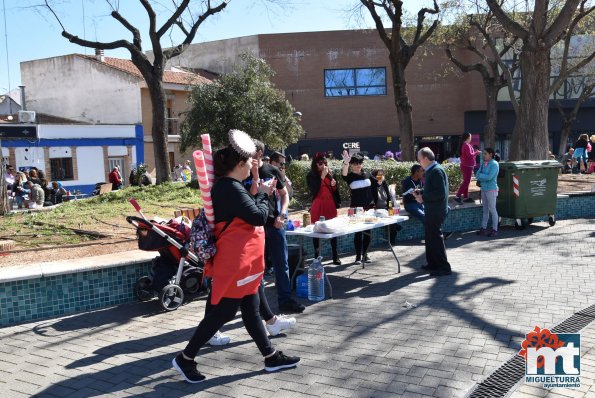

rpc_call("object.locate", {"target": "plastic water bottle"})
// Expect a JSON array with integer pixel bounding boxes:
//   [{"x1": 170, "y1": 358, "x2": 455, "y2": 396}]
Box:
[{"x1": 308, "y1": 256, "x2": 325, "y2": 301}]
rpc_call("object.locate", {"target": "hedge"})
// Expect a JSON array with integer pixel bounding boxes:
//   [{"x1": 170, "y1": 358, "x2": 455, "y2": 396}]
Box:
[{"x1": 285, "y1": 160, "x2": 463, "y2": 209}]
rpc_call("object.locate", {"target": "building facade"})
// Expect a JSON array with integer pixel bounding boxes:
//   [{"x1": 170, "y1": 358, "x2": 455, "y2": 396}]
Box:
[
  {"x1": 170, "y1": 29, "x2": 594, "y2": 159},
  {"x1": 1, "y1": 123, "x2": 144, "y2": 194},
  {"x1": 20, "y1": 53, "x2": 214, "y2": 176}
]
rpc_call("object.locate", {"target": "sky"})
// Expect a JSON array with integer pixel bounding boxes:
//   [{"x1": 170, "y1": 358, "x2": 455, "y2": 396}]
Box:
[{"x1": 0, "y1": 0, "x2": 432, "y2": 95}]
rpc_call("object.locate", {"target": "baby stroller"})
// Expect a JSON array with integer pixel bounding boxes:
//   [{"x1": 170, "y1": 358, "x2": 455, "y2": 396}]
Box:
[{"x1": 126, "y1": 213, "x2": 207, "y2": 311}]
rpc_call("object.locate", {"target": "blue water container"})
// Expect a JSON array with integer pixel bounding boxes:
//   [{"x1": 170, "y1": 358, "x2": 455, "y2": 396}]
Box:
[{"x1": 296, "y1": 273, "x2": 308, "y2": 298}]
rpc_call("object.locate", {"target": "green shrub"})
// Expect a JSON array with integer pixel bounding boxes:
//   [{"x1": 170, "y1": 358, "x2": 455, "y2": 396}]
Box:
[{"x1": 285, "y1": 160, "x2": 463, "y2": 209}]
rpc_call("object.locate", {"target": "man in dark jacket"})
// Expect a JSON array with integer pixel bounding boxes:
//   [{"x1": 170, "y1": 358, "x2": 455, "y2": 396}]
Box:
[{"x1": 413, "y1": 147, "x2": 452, "y2": 276}]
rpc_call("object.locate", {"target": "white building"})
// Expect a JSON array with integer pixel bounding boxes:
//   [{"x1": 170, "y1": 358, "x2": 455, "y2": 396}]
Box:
[
  {"x1": 1, "y1": 123, "x2": 143, "y2": 194},
  {"x1": 20, "y1": 53, "x2": 215, "y2": 175}
]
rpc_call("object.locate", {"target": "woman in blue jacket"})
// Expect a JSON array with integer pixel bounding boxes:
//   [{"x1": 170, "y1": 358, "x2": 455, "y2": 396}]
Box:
[{"x1": 476, "y1": 148, "x2": 500, "y2": 237}]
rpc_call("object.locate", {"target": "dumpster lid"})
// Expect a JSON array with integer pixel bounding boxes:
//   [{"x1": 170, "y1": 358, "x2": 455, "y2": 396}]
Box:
[{"x1": 499, "y1": 160, "x2": 562, "y2": 170}]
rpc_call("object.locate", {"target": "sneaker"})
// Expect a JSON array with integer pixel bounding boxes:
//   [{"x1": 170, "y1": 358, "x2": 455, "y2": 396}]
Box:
[
  {"x1": 363, "y1": 254, "x2": 371, "y2": 263},
  {"x1": 172, "y1": 354, "x2": 206, "y2": 384},
  {"x1": 454, "y1": 197, "x2": 463, "y2": 205},
  {"x1": 354, "y1": 254, "x2": 361, "y2": 263},
  {"x1": 463, "y1": 198, "x2": 475, "y2": 203},
  {"x1": 476, "y1": 228, "x2": 487, "y2": 236},
  {"x1": 487, "y1": 229, "x2": 498, "y2": 237},
  {"x1": 279, "y1": 299, "x2": 305, "y2": 314},
  {"x1": 332, "y1": 258, "x2": 342, "y2": 265},
  {"x1": 266, "y1": 315, "x2": 297, "y2": 336},
  {"x1": 207, "y1": 330, "x2": 231, "y2": 346},
  {"x1": 264, "y1": 351, "x2": 300, "y2": 372}
]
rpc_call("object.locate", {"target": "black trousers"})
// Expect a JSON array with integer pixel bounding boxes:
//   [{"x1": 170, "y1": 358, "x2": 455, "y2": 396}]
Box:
[
  {"x1": 185, "y1": 293, "x2": 274, "y2": 359},
  {"x1": 354, "y1": 231, "x2": 371, "y2": 256},
  {"x1": 313, "y1": 237, "x2": 338, "y2": 260},
  {"x1": 424, "y1": 214, "x2": 451, "y2": 271},
  {"x1": 205, "y1": 282, "x2": 275, "y2": 322}
]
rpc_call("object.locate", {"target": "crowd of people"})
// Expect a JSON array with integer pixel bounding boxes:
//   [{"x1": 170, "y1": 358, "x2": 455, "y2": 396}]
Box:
[
  {"x1": 4, "y1": 165, "x2": 69, "y2": 209},
  {"x1": 561, "y1": 134, "x2": 595, "y2": 174},
  {"x1": 172, "y1": 128, "x2": 502, "y2": 383}
]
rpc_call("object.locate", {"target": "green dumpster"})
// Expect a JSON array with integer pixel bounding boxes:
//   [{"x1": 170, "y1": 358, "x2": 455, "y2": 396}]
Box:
[{"x1": 496, "y1": 161, "x2": 561, "y2": 229}]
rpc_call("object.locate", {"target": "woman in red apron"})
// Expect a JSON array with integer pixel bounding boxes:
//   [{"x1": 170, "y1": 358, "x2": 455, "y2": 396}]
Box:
[
  {"x1": 307, "y1": 152, "x2": 341, "y2": 264},
  {"x1": 172, "y1": 134, "x2": 300, "y2": 383}
]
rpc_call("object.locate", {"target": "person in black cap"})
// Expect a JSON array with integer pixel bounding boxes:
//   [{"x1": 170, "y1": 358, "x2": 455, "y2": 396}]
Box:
[{"x1": 341, "y1": 150, "x2": 374, "y2": 263}]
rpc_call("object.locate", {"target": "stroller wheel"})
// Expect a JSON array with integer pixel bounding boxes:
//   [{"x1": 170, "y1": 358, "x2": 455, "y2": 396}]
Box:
[
  {"x1": 159, "y1": 284, "x2": 184, "y2": 311},
  {"x1": 134, "y1": 276, "x2": 154, "y2": 302},
  {"x1": 181, "y1": 269, "x2": 203, "y2": 295}
]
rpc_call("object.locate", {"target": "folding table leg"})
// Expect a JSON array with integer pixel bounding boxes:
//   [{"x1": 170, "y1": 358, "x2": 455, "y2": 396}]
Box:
[
  {"x1": 324, "y1": 238, "x2": 334, "y2": 299},
  {"x1": 387, "y1": 225, "x2": 401, "y2": 273}
]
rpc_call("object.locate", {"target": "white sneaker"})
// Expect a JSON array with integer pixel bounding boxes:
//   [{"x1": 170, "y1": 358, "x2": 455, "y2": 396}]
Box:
[
  {"x1": 266, "y1": 315, "x2": 296, "y2": 336},
  {"x1": 207, "y1": 331, "x2": 231, "y2": 346}
]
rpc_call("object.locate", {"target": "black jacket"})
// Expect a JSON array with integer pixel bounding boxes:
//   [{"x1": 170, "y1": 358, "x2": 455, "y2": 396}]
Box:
[
  {"x1": 306, "y1": 171, "x2": 341, "y2": 208},
  {"x1": 371, "y1": 180, "x2": 390, "y2": 209}
]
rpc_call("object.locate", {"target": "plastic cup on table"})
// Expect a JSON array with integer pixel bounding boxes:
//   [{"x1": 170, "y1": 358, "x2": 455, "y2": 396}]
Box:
[{"x1": 293, "y1": 220, "x2": 301, "y2": 228}]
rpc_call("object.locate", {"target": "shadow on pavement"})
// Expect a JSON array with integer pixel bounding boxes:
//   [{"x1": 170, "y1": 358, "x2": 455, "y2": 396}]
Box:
[{"x1": 35, "y1": 349, "x2": 265, "y2": 397}]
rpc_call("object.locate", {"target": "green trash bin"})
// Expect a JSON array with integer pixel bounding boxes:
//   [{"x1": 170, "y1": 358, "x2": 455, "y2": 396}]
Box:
[{"x1": 496, "y1": 161, "x2": 561, "y2": 229}]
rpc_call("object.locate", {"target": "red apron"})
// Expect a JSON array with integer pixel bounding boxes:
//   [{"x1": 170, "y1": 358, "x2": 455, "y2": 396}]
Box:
[{"x1": 205, "y1": 218, "x2": 265, "y2": 305}]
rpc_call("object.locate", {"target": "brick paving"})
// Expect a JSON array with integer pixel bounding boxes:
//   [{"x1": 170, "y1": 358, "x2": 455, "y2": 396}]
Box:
[{"x1": 0, "y1": 218, "x2": 594, "y2": 398}]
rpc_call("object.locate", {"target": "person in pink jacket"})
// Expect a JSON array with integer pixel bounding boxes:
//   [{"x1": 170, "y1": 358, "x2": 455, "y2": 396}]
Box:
[{"x1": 455, "y1": 133, "x2": 481, "y2": 204}]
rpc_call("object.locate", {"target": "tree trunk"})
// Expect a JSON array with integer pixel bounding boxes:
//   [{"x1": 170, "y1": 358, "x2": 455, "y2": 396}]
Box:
[
  {"x1": 391, "y1": 60, "x2": 415, "y2": 161},
  {"x1": 558, "y1": 119, "x2": 573, "y2": 155},
  {"x1": 146, "y1": 78, "x2": 172, "y2": 183},
  {"x1": 483, "y1": 84, "x2": 499, "y2": 149},
  {"x1": 510, "y1": 50, "x2": 551, "y2": 160}
]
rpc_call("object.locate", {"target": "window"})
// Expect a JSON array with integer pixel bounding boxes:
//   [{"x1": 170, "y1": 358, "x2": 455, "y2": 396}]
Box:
[
  {"x1": 324, "y1": 67, "x2": 387, "y2": 97},
  {"x1": 50, "y1": 158, "x2": 74, "y2": 181}
]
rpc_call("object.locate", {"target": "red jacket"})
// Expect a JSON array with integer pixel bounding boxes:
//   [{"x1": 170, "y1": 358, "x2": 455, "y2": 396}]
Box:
[{"x1": 109, "y1": 170, "x2": 122, "y2": 185}]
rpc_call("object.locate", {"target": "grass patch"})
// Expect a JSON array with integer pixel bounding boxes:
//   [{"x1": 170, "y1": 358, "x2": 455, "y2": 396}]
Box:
[{"x1": 0, "y1": 182, "x2": 202, "y2": 250}]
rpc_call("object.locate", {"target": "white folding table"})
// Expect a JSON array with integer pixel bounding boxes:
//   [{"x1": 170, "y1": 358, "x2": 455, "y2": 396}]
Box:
[{"x1": 286, "y1": 215, "x2": 409, "y2": 298}]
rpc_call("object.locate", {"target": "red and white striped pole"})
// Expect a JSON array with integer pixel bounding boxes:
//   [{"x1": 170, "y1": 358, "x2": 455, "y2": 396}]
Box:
[
  {"x1": 201, "y1": 134, "x2": 215, "y2": 187},
  {"x1": 513, "y1": 174, "x2": 520, "y2": 198},
  {"x1": 193, "y1": 150, "x2": 215, "y2": 229}
]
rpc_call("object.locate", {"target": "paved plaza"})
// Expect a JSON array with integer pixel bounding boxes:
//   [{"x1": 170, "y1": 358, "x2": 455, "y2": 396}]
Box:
[{"x1": 1, "y1": 218, "x2": 595, "y2": 398}]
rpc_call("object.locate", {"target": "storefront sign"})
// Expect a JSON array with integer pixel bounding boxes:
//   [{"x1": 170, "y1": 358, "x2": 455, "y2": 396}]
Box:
[
  {"x1": 420, "y1": 136, "x2": 443, "y2": 141},
  {"x1": 0, "y1": 125, "x2": 38, "y2": 139},
  {"x1": 342, "y1": 142, "x2": 360, "y2": 156}
]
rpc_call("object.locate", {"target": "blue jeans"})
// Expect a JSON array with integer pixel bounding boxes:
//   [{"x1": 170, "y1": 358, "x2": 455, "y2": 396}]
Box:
[
  {"x1": 264, "y1": 225, "x2": 292, "y2": 305},
  {"x1": 405, "y1": 202, "x2": 425, "y2": 223}
]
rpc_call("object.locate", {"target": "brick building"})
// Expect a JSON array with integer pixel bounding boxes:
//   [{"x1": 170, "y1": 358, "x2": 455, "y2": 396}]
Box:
[{"x1": 170, "y1": 29, "x2": 595, "y2": 159}]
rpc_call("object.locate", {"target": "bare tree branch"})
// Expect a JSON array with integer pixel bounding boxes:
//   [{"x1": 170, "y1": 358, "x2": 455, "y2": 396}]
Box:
[
  {"x1": 413, "y1": 0, "x2": 439, "y2": 45},
  {"x1": 360, "y1": 0, "x2": 391, "y2": 48},
  {"x1": 157, "y1": 0, "x2": 190, "y2": 38},
  {"x1": 446, "y1": 45, "x2": 490, "y2": 81},
  {"x1": 543, "y1": 0, "x2": 585, "y2": 47},
  {"x1": 164, "y1": 0, "x2": 229, "y2": 59},
  {"x1": 485, "y1": 0, "x2": 527, "y2": 38},
  {"x1": 110, "y1": 11, "x2": 141, "y2": 47},
  {"x1": 43, "y1": 0, "x2": 66, "y2": 31},
  {"x1": 139, "y1": 0, "x2": 162, "y2": 62}
]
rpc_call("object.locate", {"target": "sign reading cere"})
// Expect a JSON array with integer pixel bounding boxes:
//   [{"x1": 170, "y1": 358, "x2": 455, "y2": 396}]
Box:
[
  {"x1": 343, "y1": 142, "x2": 360, "y2": 156},
  {"x1": 0, "y1": 125, "x2": 38, "y2": 139}
]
